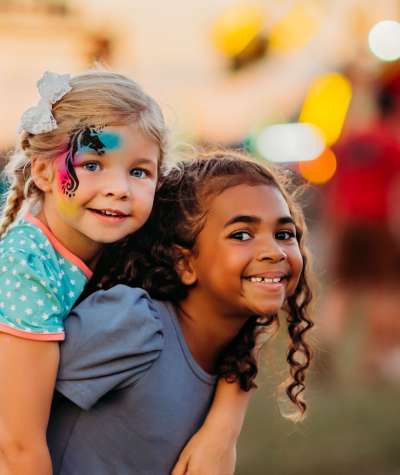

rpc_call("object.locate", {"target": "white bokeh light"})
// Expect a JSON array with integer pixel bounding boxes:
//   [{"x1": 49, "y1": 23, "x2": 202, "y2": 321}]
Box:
[
  {"x1": 368, "y1": 20, "x2": 400, "y2": 62},
  {"x1": 255, "y1": 123, "x2": 325, "y2": 163}
]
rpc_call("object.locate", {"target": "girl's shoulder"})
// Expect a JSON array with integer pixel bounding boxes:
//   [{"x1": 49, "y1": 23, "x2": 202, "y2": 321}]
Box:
[
  {"x1": 72, "y1": 285, "x2": 165, "y2": 338},
  {"x1": 0, "y1": 217, "x2": 46, "y2": 253},
  {"x1": 0, "y1": 216, "x2": 88, "y2": 297},
  {"x1": 7, "y1": 214, "x2": 92, "y2": 276},
  {"x1": 57, "y1": 285, "x2": 165, "y2": 409},
  {"x1": 0, "y1": 217, "x2": 88, "y2": 341}
]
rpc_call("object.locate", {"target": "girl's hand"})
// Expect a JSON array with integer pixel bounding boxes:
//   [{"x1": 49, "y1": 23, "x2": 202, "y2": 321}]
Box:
[{"x1": 171, "y1": 424, "x2": 237, "y2": 475}]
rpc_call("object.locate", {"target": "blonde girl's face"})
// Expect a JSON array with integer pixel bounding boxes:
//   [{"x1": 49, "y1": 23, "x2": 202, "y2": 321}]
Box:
[
  {"x1": 187, "y1": 183, "x2": 304, "y2": 318},
  {"x1": 42, "y1": 123, "x2": 159, "y2": 260}
]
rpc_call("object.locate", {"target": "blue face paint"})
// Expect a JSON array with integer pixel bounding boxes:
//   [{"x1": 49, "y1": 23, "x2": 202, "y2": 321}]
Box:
[
  {"x1": 78, "y1": 129, "x2": 122, "y2": 154},
  {"x1": 61, "y1": 127, "x2": 122, "y2": 198},
  {"x1": 95, "y1": 130, "x2": 121, "y2": 152}
]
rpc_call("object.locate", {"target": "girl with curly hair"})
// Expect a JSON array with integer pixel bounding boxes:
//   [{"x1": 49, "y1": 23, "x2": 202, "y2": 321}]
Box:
[{"x1": 47, "y1": 150, "x2": 314, "y2": 474}]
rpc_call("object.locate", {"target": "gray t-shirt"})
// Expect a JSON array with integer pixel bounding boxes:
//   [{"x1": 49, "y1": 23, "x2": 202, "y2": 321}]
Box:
[{"x1": 47, "y1": 285, "x2": 217, "y2": 475}]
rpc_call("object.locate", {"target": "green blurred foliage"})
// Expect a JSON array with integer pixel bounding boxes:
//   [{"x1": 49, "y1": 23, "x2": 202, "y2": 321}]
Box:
[{"x1": 236, "y1": 324, "x2": 400, "y2": 475}]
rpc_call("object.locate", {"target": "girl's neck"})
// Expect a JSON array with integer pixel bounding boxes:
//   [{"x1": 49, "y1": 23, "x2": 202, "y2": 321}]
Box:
[
  {"x1": 36, "y1": 207, "x2": 102, "y2": 268},
  {"x1": 176, "y1": 293, "x2": 249, "y2": 374}
]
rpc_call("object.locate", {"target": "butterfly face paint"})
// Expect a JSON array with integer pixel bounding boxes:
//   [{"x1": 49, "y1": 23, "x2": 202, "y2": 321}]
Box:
[{"x1": 60, "y1": 127, "x2": 122, "y2": 198}]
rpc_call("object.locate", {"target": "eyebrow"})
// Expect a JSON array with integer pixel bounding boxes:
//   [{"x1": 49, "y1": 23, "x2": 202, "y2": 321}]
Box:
[
  {"x1": 277, "y1": 216, "x2": 295, "y2": 225},
  {"x1": 131, "y1": 158, "x2": 158, "y2": 167},
  {"x1": 224, "y1": 215, "x2": 295, "y2": 228},
  {"x1": 74, "y1": 154, "x2": 157, "y2": 167}
]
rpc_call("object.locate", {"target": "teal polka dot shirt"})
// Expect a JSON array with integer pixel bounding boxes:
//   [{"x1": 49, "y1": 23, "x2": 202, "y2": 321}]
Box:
[{"x1": 0, "y1": 214, "x2": 92, "y2": 341}]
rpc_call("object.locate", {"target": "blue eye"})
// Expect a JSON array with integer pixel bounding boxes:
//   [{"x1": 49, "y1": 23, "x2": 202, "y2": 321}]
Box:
[
  {"x1": 82, "y1": 162, "x2": 100, "y2": 172},
  {"x1": 275, "y1": 230, "x2": 296, "y2": 240},
  {"x1": 230, "y1": 231, "x2": 252, "y2": 241},
  {"x1": 130, "y1": 168, "x2": 148, "y2": 178}
]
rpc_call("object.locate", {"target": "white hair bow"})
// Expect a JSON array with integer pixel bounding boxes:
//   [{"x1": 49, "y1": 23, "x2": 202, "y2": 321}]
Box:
[{"x1": 19, "y1": 71, "x2": 72, "y2": 135}]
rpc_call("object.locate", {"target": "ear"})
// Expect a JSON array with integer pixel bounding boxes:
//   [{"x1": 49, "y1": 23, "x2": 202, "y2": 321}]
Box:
[
  {"x1": 31, "y1": 157, "x2": 55, "y2": 193},
  {"x1": 173, "y1": 245, "x2": 197, "y2": 286}
]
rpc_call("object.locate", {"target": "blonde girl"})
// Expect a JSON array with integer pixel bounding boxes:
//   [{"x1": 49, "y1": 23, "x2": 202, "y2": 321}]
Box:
[{"x1": 0, "y1": 72, "x2": 253, "y2": 475}]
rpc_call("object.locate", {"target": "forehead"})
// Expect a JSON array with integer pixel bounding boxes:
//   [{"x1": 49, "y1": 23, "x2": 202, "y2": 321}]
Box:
[
  {"x1": 205, "y1": 184, "x2": 291, "y2": 225},
  {"x1": 75, "y1": 124, "x2": 160, "y2": 160}
]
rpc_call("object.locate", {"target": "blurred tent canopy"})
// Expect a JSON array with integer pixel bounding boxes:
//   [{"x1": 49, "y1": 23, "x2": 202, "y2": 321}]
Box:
[{"x1": 0, "y1": 0, "x2": 398, "y2": 148}]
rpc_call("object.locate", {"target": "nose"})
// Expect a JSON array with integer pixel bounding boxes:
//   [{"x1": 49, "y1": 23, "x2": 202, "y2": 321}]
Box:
[
  {"x1": 101, "y1": 172, "x2": 131, "y2": 200},
  {"x1": 256, "y1": 239, "x2": 287, "y2": 262}
]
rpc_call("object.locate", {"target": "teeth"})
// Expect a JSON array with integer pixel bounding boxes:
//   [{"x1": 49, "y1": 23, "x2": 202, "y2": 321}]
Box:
[
  {"x1": 101, "y1": 210, "x2": 120, "y2": 216},
  {"x1": 249, "y1": 276, "x2": 282, "y2": 283}
]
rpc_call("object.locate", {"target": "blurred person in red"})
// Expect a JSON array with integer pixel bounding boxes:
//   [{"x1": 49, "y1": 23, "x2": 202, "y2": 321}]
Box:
[{"x1": 318, "y1": 62, "x2": 400, "y2": 382}]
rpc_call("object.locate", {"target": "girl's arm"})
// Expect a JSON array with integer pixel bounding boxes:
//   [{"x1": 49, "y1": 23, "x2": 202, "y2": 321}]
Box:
[
  {"x1": 172, "y1": 379, "x2": 253, "y2": 475},
  {"x1": 0, "y1": 334, "x2": 59, "y2": 475},
  {"x1": 173, "y1": 327, "x2": 269, "y2": 475}
]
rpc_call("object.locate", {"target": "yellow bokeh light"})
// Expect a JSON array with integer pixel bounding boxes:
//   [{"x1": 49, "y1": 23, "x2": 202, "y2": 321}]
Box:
[
  {"x1": 299, "y1": 73, "x2": 352, "y2": 146},
  {"x1": 268, "y1": 3, "x2": 319, "y2": 52},
  {"x1": 299, "y1": 148, "x2": 337, "y2": 184},
  {"x1": 212, "y1": 4, "x2": 264, "y2": 57}
]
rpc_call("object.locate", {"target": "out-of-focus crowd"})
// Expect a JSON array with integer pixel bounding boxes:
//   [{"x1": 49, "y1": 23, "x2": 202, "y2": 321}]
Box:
[{"x1": 315, "y1": 63, "x2": 400, "y2": 385}]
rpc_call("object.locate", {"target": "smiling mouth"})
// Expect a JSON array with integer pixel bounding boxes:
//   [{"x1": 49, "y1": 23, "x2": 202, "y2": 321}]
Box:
[
  {"x1": 246, "y1": 276, "x2": 284, "y2": 284},
  {"x1": 87, "y1": 208, "x2": 130, "y2": 218},
  {"x1": 243, "y1": 273, "x2": 290, "y2": 284}
]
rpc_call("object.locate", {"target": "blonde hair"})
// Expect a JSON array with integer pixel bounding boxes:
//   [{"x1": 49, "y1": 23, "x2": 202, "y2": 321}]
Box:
[{"x1": 0, "y1": 70, "x2": 168, "y2": 237}]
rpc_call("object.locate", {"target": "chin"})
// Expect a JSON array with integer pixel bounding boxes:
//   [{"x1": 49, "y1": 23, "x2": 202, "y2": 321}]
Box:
[{"x1": 247, "y1": 299, "x2": 285, "y2": 316}]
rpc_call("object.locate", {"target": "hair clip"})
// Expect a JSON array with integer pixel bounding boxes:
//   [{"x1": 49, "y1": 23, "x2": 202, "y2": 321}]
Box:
[{"x1": 19, "y1": 71, "x2": 72, "y2": 135}]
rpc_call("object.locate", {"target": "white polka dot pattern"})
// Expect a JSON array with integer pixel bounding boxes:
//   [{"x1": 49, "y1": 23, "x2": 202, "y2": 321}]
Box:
[{"x1": 0, "y1": 219, "x2": 89, "y2": 339}]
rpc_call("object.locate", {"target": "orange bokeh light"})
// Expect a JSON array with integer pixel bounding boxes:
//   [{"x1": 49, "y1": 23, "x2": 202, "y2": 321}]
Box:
[{"x1": 299, "y1": 148, "x2": 337, "y2": 184}]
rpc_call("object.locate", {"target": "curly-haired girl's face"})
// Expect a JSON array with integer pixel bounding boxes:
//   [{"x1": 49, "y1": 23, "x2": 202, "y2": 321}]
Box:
[{"x1": 185, "y1": 183, "x2": 303, "y2": 318}]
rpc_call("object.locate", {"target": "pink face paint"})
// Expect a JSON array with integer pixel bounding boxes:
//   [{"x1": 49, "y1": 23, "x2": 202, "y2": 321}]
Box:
[
  {"x1": 60, "y1": 127, "x2": 122, "y2": 198},
  {"x1": 55, "y1": 153, "x2": 70, "y2": 194},
  {"x1": 61, "y1": 130, "x2": 82, "y2": 198},
  {"x1": 53, "y1": 154, "x2": 80, "y2": 218}
]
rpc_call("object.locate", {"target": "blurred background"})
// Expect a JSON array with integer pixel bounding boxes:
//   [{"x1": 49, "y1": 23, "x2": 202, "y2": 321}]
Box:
[{"x1": 1, "y1": 0, "x2": 400, "y2": 474}]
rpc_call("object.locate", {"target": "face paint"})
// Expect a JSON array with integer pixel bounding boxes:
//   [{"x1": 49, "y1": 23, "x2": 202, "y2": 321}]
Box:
[
  {"x1": 54, "y1": 154, "x2": 81, "y2": 217},
  {"x1": 60, "y1": 127, "x2": 122, "y2": 198},
  {"x1": 55, "y1": 194, "x2": 81, "y2": 218},
  {"x1": 79, "y1": 129, "x2": 122, "y2": 154},
  {"x1": 61, "y1": 129, "x2": 85, "y2": 198}
]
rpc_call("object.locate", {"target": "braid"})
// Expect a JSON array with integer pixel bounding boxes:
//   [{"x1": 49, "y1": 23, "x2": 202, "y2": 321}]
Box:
[
  {"x1": 0, "y1": 145, "x2": 39, "y2": 238},
  {"x1": 0, "y1": 176, "x2": 25, "y2": 237}
]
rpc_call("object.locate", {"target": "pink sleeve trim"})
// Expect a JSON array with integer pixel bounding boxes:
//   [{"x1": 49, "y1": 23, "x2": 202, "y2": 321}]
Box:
[
  {"x1": 0, "y1": 323, "x2": 65, "y2": 341},
  {"x1": 25, "y1": 213, "x2": 93, "y2": 279}
]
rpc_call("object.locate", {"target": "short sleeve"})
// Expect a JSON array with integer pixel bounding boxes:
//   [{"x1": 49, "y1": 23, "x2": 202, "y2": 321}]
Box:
[
  {"x1": 0, "y1": 249, "x2": 65, "y2": 340},
  {"x1": 56, "y1": 285, "x2": 164, "y2": 410}
]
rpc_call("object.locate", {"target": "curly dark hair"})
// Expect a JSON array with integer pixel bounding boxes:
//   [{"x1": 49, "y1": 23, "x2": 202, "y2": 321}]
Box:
[{"x1": 86, "y1": 150, "x2": 314, "y2": 419}]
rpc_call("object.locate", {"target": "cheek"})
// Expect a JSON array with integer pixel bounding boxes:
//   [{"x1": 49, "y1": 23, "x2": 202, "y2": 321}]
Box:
[
  {"x1": 133, "y1": 184, "x2": 157, "y2": 216},
  {"x1": 209, "y1": 246, "x2": 249, "y2": 283},
  {"x1": 224, "y1": 245, "x2": 252, "y2": 270},
  {"x1": 55, "y1": 152, "x2": 80, "y2": 198},
  {"x1": 53, "y1": 159, "x2": 85, "y2": 218},
  {"x1": 55, "y1": 196, "x2": 81, "y2": 218},
  {"x1": 288, "y1": 248, "x2": 304, "y2": 294}
]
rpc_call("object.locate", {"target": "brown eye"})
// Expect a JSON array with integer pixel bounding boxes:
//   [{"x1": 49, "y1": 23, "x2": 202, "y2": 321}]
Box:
[
  {"x1": 275, "y1": 230, "x2": 295, "y2": 240},
  {"x1": 230, "y1": 231, "x2": 252, "y2": 241}
]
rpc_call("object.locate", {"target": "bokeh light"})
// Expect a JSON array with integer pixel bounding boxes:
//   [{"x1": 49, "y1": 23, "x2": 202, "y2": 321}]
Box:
[
  {"x1": 368, "y1": 20, "x2": 400, "y2": 62},
  {"x1": 299, "y1": 147, "x2": 337, "y2": 184},
  {"x1": 268, "y1": 2, "x2": 320, "y2": 53},
  {"x1": 255, "y1": 123, "x2": 325, "y2": 163},
  {"x1": 211, "y1": 4, "x2": 264, "y2": 57},
  {"x1": 299, "y1": 72, "x2": 352, "y2": 146}
]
